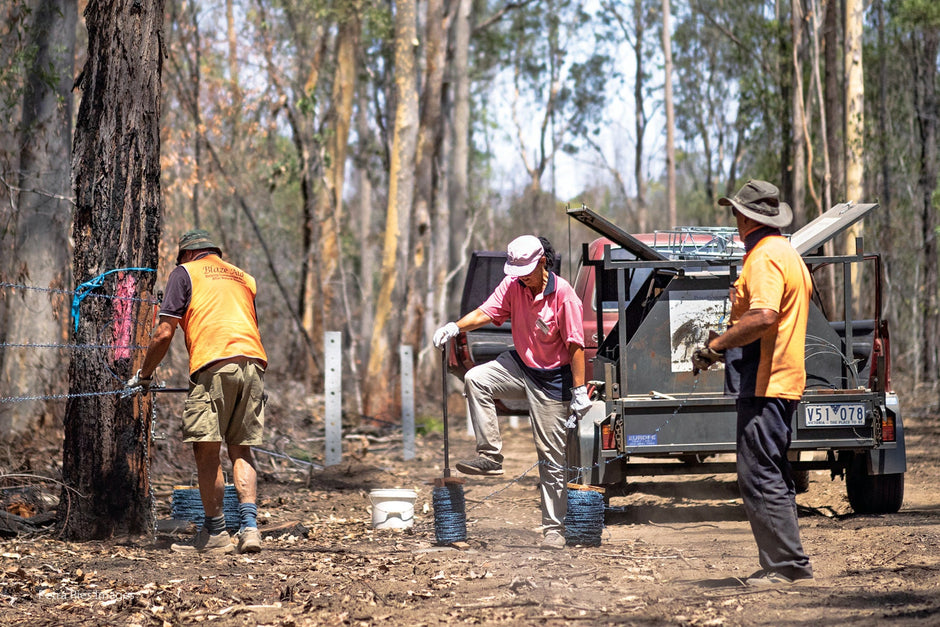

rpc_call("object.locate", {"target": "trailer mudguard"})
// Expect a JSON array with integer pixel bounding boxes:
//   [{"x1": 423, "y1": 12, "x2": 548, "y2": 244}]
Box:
[
  {"x1": 572, "y1": 401, "x2": 624, "y2": 486},
  {"x1": 866, "y1": 392, "x2": 906, "y2": 475}
]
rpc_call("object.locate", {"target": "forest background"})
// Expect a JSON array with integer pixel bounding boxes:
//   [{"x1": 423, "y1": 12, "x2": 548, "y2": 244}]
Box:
[{"x1": 0, "y1": 0, "x2": 938, "y2": 535}]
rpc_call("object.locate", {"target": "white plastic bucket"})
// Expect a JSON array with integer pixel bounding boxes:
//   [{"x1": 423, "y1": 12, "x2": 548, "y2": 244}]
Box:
[{"x1": 369, "y1": 489, "x2": 416, "y2": 530}]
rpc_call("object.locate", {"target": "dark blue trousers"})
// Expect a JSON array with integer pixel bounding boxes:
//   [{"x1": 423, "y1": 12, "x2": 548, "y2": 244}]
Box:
[{"x1": 736, "y1": 397, "x2": 813, "y2": 579}]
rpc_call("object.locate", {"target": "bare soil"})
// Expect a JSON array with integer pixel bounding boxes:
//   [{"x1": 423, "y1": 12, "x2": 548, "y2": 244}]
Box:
[{"x1": 0, "y1": 394, "x2": 938, "y2": 626}]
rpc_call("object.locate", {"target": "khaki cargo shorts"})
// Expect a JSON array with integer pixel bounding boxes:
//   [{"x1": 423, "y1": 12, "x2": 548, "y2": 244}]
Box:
[{"x1": 182, "y1": 358, "x2": 266, "y2": 445}]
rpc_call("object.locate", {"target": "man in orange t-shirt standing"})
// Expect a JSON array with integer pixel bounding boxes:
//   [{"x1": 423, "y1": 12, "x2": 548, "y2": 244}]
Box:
[
  {"x1": 126, "y1": 229, "x2": 267, "y2": 555},
  {"x1": 692, "y1": 180, "x2": 814, "y2": 586}
]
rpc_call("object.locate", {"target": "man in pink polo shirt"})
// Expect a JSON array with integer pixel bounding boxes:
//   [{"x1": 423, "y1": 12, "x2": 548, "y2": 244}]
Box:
[{"x1": 433, "y1": 235, "x2": 592, "y2": 550}]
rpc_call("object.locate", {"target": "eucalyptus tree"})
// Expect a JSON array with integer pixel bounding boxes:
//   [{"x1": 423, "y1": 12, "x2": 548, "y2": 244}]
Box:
[
  {"x1": 662, "y1": 0, "x2": 676, "y2": 226},
  {"x1": 365, "y1": 0, "x2": 419, "y2": 416},
  {"x1": 0, "y1": 0, "x2": 77, "y2": 436},
  {"x1": 475, "y1": 0, "x2": 614, "y2": 237},
  {"x1": 590, "y1": 0, "x2": 658, "y2": 233},
  {"x1": 674, "y1": 2, "x2": 792, "y2": 196},
  {"x1": 63, "y1": 0, "x2": 164, "y2": 539},
  {"x1": 672, "y1": 0, "x2": 740, "y2": 218},
  {"x1": 895, "y1": 0, "x2": 940, "y2": 381}
]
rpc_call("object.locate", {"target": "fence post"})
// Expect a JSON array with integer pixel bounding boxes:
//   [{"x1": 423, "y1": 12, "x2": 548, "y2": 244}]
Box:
[
  {"x1": 324, "y1": 331, "x2": 342, "y2": 467},
  {"x1": 400, "y1": 345, "x2": 415, "y2": 461}
]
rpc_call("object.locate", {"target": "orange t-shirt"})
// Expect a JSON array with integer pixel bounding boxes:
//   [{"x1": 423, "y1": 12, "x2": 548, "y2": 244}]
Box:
[
  {"x1": 729, "y1": 233, "x2": 812, "y2": 399},
  {"x1": 175, "y1": 256, "x2": 267, "y2": 374}
]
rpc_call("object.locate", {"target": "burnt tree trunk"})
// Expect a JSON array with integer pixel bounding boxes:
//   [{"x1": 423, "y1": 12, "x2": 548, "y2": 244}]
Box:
[
  {"x1": 61, "y1": 0, "x2": 165, "y2": 539},
  {"x1": 0, "y1": 0, "x2": 77, "y2": 436}
]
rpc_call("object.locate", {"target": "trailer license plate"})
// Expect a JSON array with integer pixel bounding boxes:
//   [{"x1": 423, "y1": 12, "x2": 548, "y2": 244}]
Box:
[{"x1": 805, "y1": 403, "x2": 866, "y2": 427}]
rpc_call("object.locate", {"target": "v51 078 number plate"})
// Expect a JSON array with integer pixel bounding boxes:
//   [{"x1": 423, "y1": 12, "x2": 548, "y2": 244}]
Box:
[{"x1": 804, "y1": 403, "x2": 866, "y2": 427}]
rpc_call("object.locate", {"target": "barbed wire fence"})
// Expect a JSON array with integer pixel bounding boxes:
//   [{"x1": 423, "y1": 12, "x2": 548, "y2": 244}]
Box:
[{"x1": 1, "y1": 274, "x2": 704, "y2": 539}]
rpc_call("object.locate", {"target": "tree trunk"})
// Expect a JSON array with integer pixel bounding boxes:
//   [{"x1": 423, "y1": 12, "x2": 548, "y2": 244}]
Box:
[
  {"x1": 0, "y1": 0, "x2": 76, "y2": 437},
  {"x1": 189, "y1": 3, "x2": 203, "y2": 229},
  {"x1": 823, "y1": 0, "x2": 843, "y2": 203},
  {"x1": 409, "y1": 0, "x2": 447, "y2": 381},
  {"x1": 912, "y1": 29, "x2": 940, "y2": 381},
  {"x1": 843, "y1": 0, "x2": 864, "y2": 311},
  {"x1": 365, "y1": 0, "x2": 420, "y2": 419},
  {"x1": 791, "y1": 0, "x2": 806, "y2": 225},
  {"x1": 225, "y1": 0, "x2": 241, "y2": 147},
  {"x1": 62, "y1": 0, "x2": 165, "y2": 540},
  {"x1": 662, "y1": 0, "x2": 676, "y2": 227},
  {"x1": 875, "y1": 0, "x2": 891, "y2": 246},
  {"x1": 447, "y1": 0, "x2": 472, "y2": 317},
  {"x1": 316, "y1": 14, "x2": 360, "y2": 348},
  {"x1": 634, "y1": 0, "x2": 648, "y2": 232},
  {"x1": 355, "y1": 84, "x2": 376, "y2": 367},
  {"x1": 778, "y1": 0, "x2": 793, "y2": 201},
  {"x1": 810, "y1": 0, "x2": 831, "y2": 215}
]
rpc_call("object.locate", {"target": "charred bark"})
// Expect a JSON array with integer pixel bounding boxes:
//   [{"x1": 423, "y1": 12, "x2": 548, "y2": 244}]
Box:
[{"x1": 61, "y1": 0, "x2": 165, "y2": 539}]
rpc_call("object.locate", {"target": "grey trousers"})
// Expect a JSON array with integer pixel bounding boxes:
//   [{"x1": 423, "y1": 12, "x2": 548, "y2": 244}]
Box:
[
  {"x1": 736, "y1": 396, "x2": 813, "y2": 580},
  {"x1": 464, "y1": 352, "x2": 569, "y2": 533}
]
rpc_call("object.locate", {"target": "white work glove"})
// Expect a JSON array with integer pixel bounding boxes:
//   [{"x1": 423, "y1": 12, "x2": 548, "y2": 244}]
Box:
[
  {"x1": 124, "y1": 369, "x2": 153, "y2": 395},
  {"x1": 432, "y1": 322, "x2": 460, "y2": 349},
  {"x1": 569, "y1": 385, "x2": 592, "y2": 419}
]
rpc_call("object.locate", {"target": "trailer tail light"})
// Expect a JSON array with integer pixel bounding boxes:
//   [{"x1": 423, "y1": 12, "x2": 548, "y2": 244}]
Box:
[
  {"x1": 881, "y1": 413, "x2": 896, "y2": 442},
  {"x1": 601, "y1": 423, "x2": 616, "y2": 450}
]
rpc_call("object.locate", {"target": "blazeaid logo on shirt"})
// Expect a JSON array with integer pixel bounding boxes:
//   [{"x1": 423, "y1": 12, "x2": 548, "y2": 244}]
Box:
[{"x1": 203, "y1": 265, "x2": 245, "y2": 280}]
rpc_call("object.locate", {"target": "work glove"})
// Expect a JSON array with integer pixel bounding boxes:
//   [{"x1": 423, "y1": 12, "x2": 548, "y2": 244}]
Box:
[
  {"x1": 432, "y1": 322, "x2": 460, "y2": 349},
  {"x1": 569, "y1": 385, "x2": 592, "y2": 419},
  {"x1": 124, "y1": 369, "x2": 153, "y2": 395},
  {"x1": 691, "y1": 346, "x2": 725, "y2": 375}
]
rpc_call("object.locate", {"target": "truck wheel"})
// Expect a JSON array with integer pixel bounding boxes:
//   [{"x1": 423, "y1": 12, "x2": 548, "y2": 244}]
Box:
[
  {"x1": 845, "y1": 454, "x2": 904, "y2": 514},
  {"x1": 792, "y1": 469, "x2": 810, "y2": 494}
]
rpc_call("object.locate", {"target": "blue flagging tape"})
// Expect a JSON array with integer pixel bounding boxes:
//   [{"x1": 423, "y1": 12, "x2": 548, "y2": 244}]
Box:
[{"x1": 72, "y1": 267, "x2": 154, "y2": 332}]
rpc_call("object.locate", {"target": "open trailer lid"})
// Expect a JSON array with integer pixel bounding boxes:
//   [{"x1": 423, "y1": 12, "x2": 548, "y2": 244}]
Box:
[
  {"x1": 570, "y1": 201, "x2": 879, "y2": 260},
  {"x1": 566, "y1": 204, "x2": 667, "y2": 261},
  {"x1": 789, "y1": 202, "x2": 879, "y2": 256}
]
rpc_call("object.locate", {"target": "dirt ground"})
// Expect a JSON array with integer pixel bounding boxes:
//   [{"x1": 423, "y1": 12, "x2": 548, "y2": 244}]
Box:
[{"x1": 0, "y1": 391, "x2": 938, "y2": 626}]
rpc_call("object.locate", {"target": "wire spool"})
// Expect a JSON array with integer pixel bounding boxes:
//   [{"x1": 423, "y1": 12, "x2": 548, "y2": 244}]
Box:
[
  {"x1": 565, "y1": 485, "x2": 605, "y2": 547},
  {"x1": 171, "y1": 485, "x2": 241, "y2": 531},
  {"x1": 432, "y1": 482, "x2": 467, "y2": 545}
]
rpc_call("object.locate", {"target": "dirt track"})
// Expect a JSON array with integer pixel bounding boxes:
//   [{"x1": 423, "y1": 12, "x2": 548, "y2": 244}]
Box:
[{"x1": 0, "y1": 400, "x2": 938, "y2": 626}]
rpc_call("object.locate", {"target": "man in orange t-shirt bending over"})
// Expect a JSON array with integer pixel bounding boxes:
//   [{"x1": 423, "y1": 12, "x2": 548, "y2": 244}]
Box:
[{"x1": 126, "y1": 229, "x2": 267, "y2": 555}]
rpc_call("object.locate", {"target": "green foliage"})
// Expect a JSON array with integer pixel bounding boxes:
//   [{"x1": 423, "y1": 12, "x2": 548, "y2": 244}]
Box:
[
  {"x1": 416, "y1": 415, "x2": 444, "y2": 435},
  {"x1": 892, "y1": 0, "x2": 940, "y2": 28},
  {"x1": 471, "y1": 0, "x2": 616, "y2": 182},
  {"x1": 0, "y1": 2, "x2": 36, "y2": 119},
  {"x1": 671, "y1": 0, "x2": 791, "y2": 195}
]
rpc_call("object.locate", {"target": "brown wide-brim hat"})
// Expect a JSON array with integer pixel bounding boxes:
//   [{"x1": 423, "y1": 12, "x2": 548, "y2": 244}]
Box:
[
  {"x1": 718, "y1": 179, "x2": 793, "y2": 229},
  {"x1": 176, "y1": 228, "x2": 222, "y2": 264}
]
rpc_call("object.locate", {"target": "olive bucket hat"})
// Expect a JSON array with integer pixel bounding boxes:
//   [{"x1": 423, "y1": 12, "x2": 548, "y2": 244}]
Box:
[
  {"x1": 176, "y1": 228, "x2": 222, "y2": 264},
  {"x1": 718, "y1": 179, "x2": 793, "y2": 229}
]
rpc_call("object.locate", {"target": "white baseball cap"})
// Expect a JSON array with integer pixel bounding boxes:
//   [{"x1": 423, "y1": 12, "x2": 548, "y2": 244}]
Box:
[{"x1": 503, "y1": 235, "x2": 544, "y2": 277}]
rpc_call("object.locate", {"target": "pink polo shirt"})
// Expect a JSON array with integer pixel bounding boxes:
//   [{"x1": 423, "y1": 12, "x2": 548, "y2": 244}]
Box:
[{"x1": 480, "y1": 272, "x2": 585, "y2": 370}]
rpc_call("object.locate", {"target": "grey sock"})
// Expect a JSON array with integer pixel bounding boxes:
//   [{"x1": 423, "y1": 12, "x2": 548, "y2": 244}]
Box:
[{"x1": 205, "y1": 515, "x2": 226, "y2": 535}]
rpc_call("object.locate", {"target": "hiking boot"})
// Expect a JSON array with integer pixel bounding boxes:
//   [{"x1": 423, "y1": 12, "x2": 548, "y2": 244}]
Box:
[
  {"x1": 171, "y1": 527, "x2": 234, "y2": 554},
  {"x1": 540, "y1": 530, "x2": 566, "y2": 550},
  {"x1": 455, "y1": 456, "x2": 503, "y2": 476},
  {"x1": 745, "y1": 570, "x2": 813, "y2": 587},
  {"x1": 237, "y1": 527, "x2": 262, "y2": 554}
]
